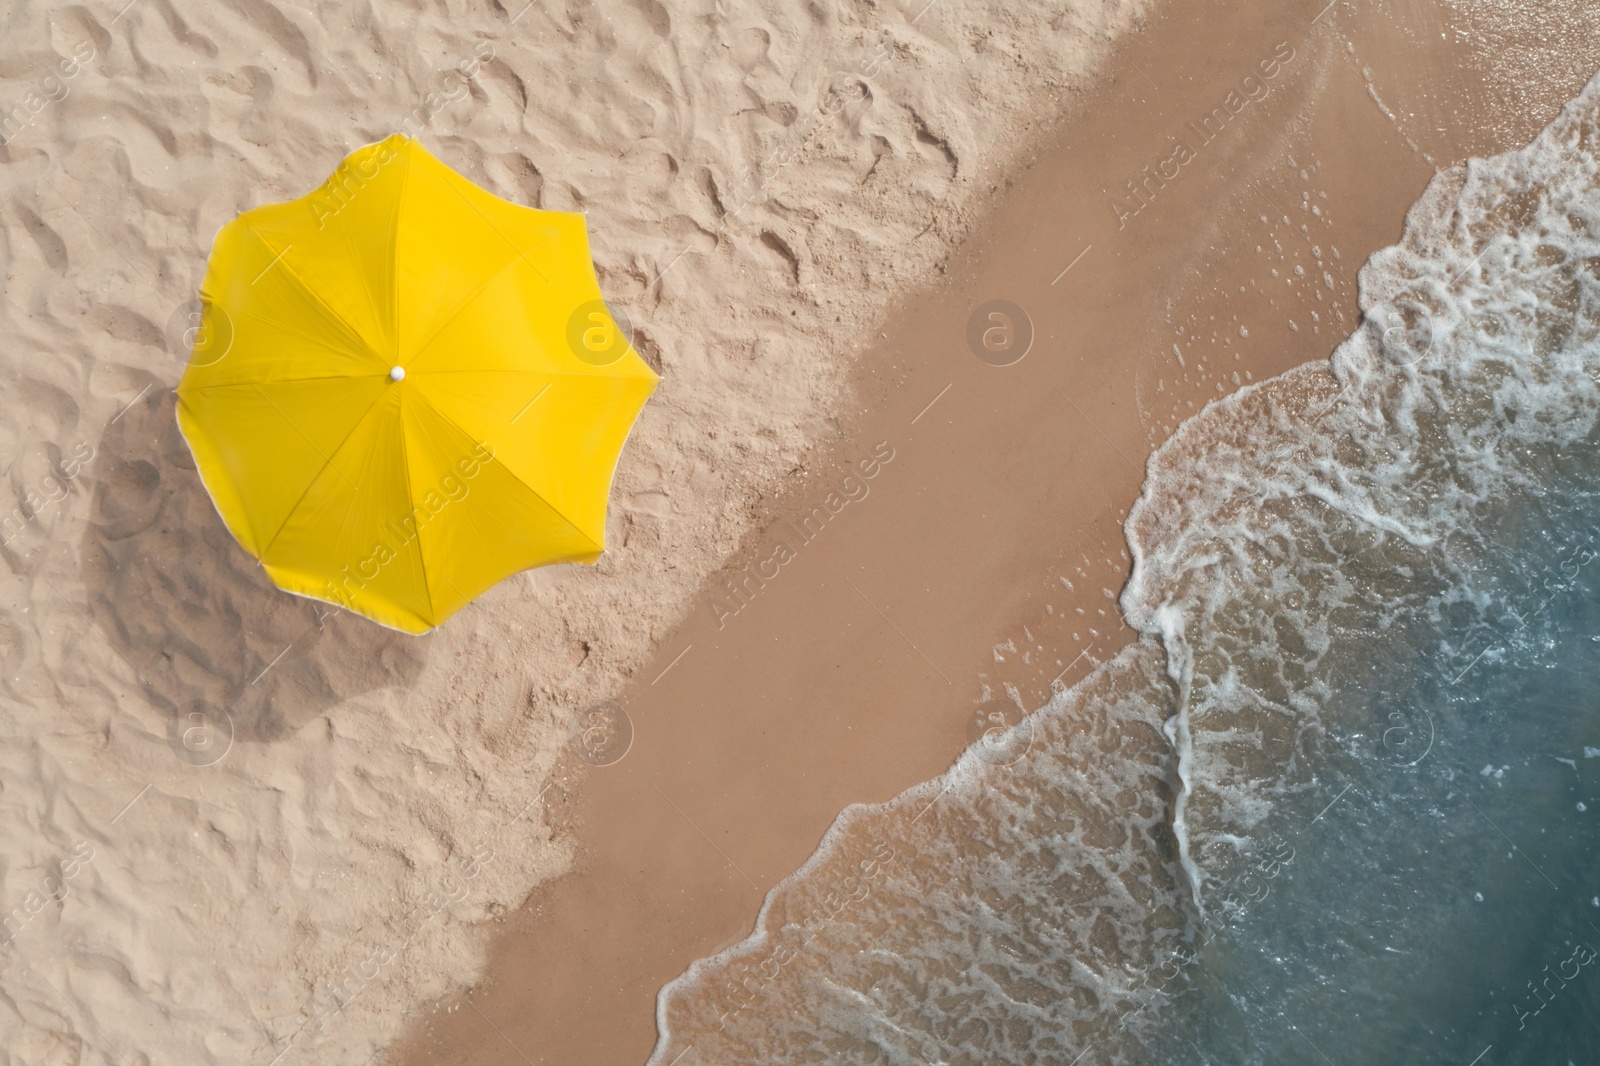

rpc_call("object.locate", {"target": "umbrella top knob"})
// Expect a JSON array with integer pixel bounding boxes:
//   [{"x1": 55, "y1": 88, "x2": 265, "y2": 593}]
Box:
[{"x1": 389, "y1": 366, "x2": 406, "y2": 382}]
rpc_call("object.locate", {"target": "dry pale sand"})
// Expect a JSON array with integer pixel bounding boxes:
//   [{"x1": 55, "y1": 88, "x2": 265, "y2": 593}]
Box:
[
  {"x1": 379, "y1": 1, "x2": 1600, "y2": 1064},
  {"x1": 0, "y1": 0, "x2": 1158, "y2": 1063}
]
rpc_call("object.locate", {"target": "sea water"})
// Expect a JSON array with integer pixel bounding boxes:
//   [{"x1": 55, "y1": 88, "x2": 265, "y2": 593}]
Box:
[{"x1": 646, "y1": 74, "x2": 1600, "y2": 1065}]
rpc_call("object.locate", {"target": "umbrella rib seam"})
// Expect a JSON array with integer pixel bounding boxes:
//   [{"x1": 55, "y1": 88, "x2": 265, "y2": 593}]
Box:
[
  {"x1": 393, "y1": 149, "x2": 437, "y2": 628},
  {"x1": 238, "y1": 218, "x2": 386, "y2": 371},
  {"x1": 412, "y1": 389, "x2": 602, "y2": 554},
  {"x1": 255, "y1": 390, "x2": 391, "y2": 566},
  {"x1": 391, "y1": 143, "x2": 412, "y2": 366},
  {"x1": 181, "y1": 373, "x2": 389, "y2": 392},
  {"x1": 180, "y1": 368, "x2": 652, "y2": 392},
  {"x1": 410, "y1": 366, "x2": 656, "y2": 378},
  {"x1": 348, "y1": 149, "x2": 395, "y2": 363},
  {"x1": 185, "y1": 305, "x2": 378, "y2": 381},
  {"x1": 396, "y1": 388, "x2": 438, "y2": 626},
  {"x1": 403, "y1": 251, "x2": 528, "y2": 371}
]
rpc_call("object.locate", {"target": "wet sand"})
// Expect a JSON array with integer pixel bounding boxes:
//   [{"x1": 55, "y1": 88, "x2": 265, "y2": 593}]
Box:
[{"x1": 387, "y1": 1, "x2": 1598, "y2": 1063}]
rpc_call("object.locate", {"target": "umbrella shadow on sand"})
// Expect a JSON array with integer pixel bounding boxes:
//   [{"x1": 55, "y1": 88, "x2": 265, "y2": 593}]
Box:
[{"x1": 79, "y1": 385, "x2": 429, "y2": 751}]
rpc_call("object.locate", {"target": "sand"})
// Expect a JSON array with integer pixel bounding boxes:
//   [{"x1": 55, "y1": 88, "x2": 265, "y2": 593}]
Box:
[
  {"x1": 0, "y1": 0, "x2": 1155, "y2": 1063},
  {"x1": 2, "y1": 0, "x2": 1595, "y2": 1064},
  {"x1": 374, "y1": 0, "x2": 1600, "y2": 1064}
]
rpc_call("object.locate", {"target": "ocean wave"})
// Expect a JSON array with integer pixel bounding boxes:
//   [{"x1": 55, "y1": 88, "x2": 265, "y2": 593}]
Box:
[{"x1": 649, "y1": 69, "x2": 1600, "y2": 1066}]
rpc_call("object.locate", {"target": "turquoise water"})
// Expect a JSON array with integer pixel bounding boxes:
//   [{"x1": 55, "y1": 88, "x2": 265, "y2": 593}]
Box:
[
  {"x1": 646, "y1": 74, "x2": 1600, "y2": 1066},
  {"x1": 1143, "y1": 548, "x2": 1600, "y2": 1065}
]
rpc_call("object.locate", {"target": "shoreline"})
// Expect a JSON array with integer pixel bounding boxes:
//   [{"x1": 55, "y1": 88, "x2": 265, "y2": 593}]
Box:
[
  {"x1": 2, "y1": 0, "x2": 1592, "y2": 1062},
  {"x1": 384, "y1": 1, "x2": 1600, "y2": 1063}
]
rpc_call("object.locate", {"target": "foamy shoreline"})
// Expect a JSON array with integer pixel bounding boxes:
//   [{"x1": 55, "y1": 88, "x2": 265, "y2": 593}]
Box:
[
  {"x1": 376, "y1": 0, "x2": 1600, "y2": 1060},
  {"x1": 644, "y1": 53, "x2": 1600, "y2": 1066}
]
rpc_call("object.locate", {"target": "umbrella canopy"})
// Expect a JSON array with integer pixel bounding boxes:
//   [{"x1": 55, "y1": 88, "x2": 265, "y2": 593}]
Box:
[{"x1": 176, "y1": 136, "x2": 659, "y2": 634}]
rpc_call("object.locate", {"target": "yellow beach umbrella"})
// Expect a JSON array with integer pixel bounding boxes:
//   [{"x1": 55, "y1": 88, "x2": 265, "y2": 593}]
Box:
[{"x1": 176, "y1": 136, "x2": 659, "y2": 634}]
